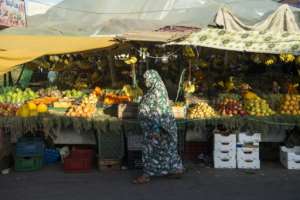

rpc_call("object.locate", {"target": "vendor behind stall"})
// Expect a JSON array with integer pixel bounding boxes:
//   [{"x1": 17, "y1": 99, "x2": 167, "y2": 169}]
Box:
[{"x1": 134, "y1": 70, "x2": 183, "y2": 184}]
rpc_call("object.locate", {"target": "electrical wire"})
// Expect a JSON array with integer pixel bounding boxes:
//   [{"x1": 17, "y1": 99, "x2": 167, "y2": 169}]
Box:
[
  {"x1": 27, "y1": 0, "x2": 208, "y2": 15},
  {"x1": 133, "y1": 47, "x2": 182, "y2": 59}
]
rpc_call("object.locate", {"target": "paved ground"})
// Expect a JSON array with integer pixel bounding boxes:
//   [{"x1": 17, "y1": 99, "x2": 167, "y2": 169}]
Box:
[{"x1": 1, "y1": 163, "x2": 300, "y2": 200}]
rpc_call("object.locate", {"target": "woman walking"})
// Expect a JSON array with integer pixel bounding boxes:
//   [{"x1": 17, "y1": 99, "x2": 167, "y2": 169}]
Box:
[{"x1": 133, "y1": 70, "x2": 183, "y2": 184}]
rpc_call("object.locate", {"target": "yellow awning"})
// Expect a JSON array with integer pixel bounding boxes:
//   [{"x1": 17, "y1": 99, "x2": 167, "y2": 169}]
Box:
[{"x1": 0, "y1": 35, "x2": 116, "y2": 75}]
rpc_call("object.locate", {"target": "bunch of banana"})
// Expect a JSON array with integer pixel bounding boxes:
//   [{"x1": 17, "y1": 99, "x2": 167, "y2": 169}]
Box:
[
  {"x1": 183, "y1": 47, "x2": 196, "y2": 58},
  {"x1": 264, "y1": 55, "x2": 277, "y2": 66},
  {"x1": 122, "y1": 84, "x2": 143, "y2": 101},
  {"x1": 215, "y1": 77, "x2": 235, "y2": 92},
  {"x1": 225, "y1": 76, "x2": 235, "y2": 92},
  {"x1": 280, "y1": 53, "x2": 295, "y2": 63},
  {"x1": 183, "y1": 81, "x2": 196, "y2": 94},
  {"x1": 198, "y1": 59, "x2": 209, "y2": 68},
  {"x1": 243, "y1": 91, "x2": 260, "y2": 101},
  {"x1": 124, "y1": 56, "x2": 138, "y2": 65}
]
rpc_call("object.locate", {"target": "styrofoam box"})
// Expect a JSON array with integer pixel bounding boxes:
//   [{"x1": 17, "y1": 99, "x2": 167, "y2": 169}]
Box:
[
  {"x1": 214, "y1": 133, "x2": 236, "y2": 151},
  {"x1": 214, "y1": 156, "x2": 236, "y2": 169},
  {"x1": 215, "y1": 133, "x2": 236, "y2": 143},
  {"x1": 236, "y1": 143, "x2": 259, "y2": 148},
  {"x1": 238, "y1": 132, "x2": 261, "y2": 144},
  {"x1": 215, "y1": 141, "x2": 236, "y2": 151},
  {"x1": 214, "y1": 149, "x2": 236, "y2": 160},
  {"x1": 280, "y1": 146, "x2": 300, "y2": 169},
  {"x1": 237, "y1": 147, "x2": 259, "y2": 161},
  {"x1": 237, "y1": 158, "x2": 260, "y2": 169}
]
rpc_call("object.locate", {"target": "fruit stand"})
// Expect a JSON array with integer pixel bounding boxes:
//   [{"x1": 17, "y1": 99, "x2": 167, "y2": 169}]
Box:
[{"x1": 1, "y1": 5, "x2": 300, "y2": 166}]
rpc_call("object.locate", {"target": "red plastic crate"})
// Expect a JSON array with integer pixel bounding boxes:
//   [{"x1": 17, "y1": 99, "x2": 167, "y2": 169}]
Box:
[
  {"x1": 70, "y1": 149, "x2": 95, "y2": 160},
  {"x1": 63, "y1": 149, "x2": 95, "y2": 172}
]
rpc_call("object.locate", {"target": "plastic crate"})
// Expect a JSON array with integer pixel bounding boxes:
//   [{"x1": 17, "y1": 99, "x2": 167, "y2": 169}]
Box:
[
  {"x1": 16, "y1": 137, "x2": 44, "y2": 157},
  {"x1": 127, "y1": 135, "x2": 143, "y2": 151},
  {"x1": 63, "y1": 149, "x2": 95, "y2": 172},
  {"x1": 44, "y1": 148, "x2": 60, "y2": 165},
  {"x1": 15, "y1": 156, "x2": 43, "y2": 172},
  {"x1": 127, "y1": 150, "x2": 143, "y2": 169},
  {"x1": 70, "y1": 148, "x2": 95, "y2": 160}
]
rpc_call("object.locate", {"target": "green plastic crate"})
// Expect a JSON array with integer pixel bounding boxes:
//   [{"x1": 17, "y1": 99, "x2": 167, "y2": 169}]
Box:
[{"x1": 15, "y1": 156, "x2": 43, "y2": 172}]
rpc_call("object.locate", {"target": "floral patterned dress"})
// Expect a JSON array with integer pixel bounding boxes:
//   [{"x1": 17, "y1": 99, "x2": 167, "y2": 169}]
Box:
[{"x1": 138, "y1": 70, "x2": 183, "y2": 176}]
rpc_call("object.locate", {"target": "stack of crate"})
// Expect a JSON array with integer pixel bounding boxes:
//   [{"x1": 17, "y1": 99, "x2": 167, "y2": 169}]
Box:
[
  {"x1": 237, "y1": 133, "x2": 261, "y2": 169},
  {"x1": 214, "y1": 133, "x2": 236, "y2": 169},
  {"x1": 15, "y1": 137, "x2": 44, "y2": 172}
]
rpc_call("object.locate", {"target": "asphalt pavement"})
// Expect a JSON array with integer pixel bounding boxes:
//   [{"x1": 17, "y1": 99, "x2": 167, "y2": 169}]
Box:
[{"x1": 1, "y1": 163, "x2": 300, "y2": 200}]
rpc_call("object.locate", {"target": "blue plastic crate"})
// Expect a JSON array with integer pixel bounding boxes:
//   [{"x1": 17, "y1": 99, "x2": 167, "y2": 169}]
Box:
[
  {"x1": 44, "y1": 148, "x2": 60, "y2": 165},
  {"x1": 16, "y1": 137, "x2": 45, "y2": 157}
]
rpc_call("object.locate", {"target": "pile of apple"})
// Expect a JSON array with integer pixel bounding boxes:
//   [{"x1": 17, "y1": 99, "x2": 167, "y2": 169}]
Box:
[
  {"x1": 244, "y1": 98, "x2": 275, "y2": 116},
  {"x1": 218, "y1": 98, "x2": 247, "y2": 117},
  {"x1": 0, "y1": 103, "x2": 19, "y2": 117},
  {"x1": 280, "y1": 95, "x2": 300, "y2": 115},
  {"x1": 188, "y1": 101, "x2": 218, "y2": 119}
]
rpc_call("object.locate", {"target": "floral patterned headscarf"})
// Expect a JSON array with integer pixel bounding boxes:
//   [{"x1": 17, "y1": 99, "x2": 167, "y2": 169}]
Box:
[{"x1": 138, "y1": 70, "x2": 176, "y2": 133}]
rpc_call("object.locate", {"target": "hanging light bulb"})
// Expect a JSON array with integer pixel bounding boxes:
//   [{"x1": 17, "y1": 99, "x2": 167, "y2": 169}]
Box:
[{"x1": 161, "y1": 55, "x2": 169, "y2": 64}]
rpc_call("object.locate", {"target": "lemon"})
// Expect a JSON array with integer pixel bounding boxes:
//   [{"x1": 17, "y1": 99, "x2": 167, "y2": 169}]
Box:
[
  {"x1": 20, "y1": 106, "x2": 30, "y2": 117},
  {"x1": 27, "y1": 102, "x2": 37, "y2": 111},
  {"x1": 37, "y1": 103, "x2": 48, "y2": 113}
]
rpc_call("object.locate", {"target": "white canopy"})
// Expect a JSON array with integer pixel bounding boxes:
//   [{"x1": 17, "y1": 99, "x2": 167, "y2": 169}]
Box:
[
  {"x1": 1, "y1": 0, "x2": 299, "y2": 36},
  {"x1": 214, "y1": 4, "x2": 300, "y2": 32}
]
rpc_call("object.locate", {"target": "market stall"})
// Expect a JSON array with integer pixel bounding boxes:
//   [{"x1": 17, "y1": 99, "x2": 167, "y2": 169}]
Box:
[{"x1": 1, "y1": 4, "x2": 300, "y2": 172}]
